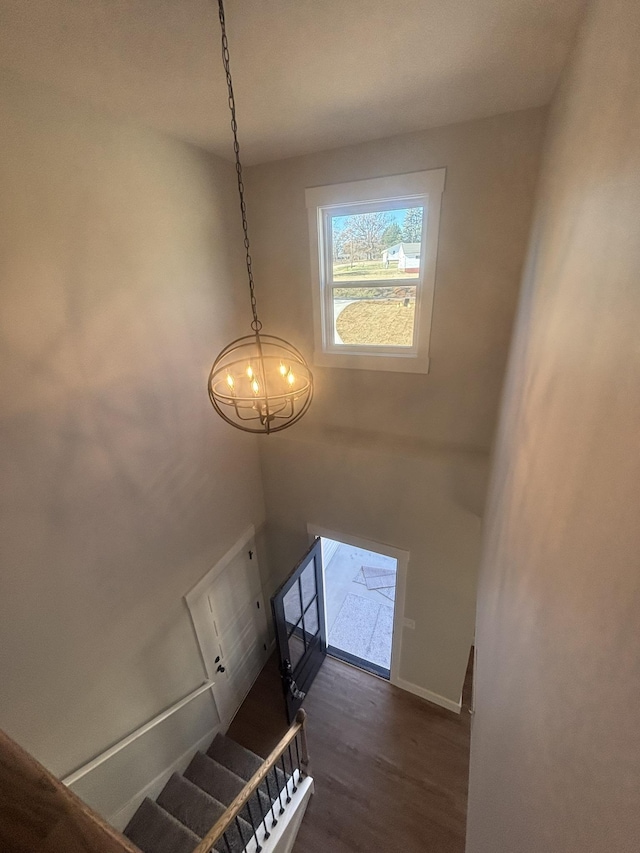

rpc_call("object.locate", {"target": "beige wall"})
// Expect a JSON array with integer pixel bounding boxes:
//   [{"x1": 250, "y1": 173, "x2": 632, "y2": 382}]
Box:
[
  {"x1": 466, "y1": 1, "x2": 640, "y2": 850},
  {"x1": 0, "y1": 71, "x2": 265, "y2": 779},
  {"x1": 247, "y1": 108, "x2": 546, "y2": 705}
]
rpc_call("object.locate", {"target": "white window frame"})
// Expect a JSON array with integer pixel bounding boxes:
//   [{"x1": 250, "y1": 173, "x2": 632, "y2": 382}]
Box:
[{"x1": 305, "y1": 169, "x2": 445, "y2": 373}]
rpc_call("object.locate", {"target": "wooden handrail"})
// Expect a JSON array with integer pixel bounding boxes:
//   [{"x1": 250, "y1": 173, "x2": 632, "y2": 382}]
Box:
[
  {"x1": 192, "y1": 710, "x2": 309, "y2": 853},
  {"x1": 0, "y1": 728, "x2": 140, "y2": 853}
]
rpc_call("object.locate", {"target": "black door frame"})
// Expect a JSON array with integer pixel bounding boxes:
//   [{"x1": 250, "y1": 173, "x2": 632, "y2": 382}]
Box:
[{"x1": 271, "y1": 537, "x2": 327, "y2": 723}]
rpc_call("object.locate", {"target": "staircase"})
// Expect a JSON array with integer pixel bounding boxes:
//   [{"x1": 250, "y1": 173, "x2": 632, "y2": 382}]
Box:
[
  {"x1": 0, "y1": 710, "x2": 311, "y2": 853},
  {"x1": 124, "y1": 720, "x2": 308, "y2": 853}
]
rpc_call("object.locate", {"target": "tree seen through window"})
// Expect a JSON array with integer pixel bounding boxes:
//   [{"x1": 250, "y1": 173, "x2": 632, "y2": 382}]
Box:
[{"x1": 331, "y1": 207, "x2": 424, "y2": 281}]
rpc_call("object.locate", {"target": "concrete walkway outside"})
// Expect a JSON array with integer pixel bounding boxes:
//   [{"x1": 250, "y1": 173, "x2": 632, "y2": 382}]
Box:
[{"x1": 323, "y1": 541, "x2": 397, "y2": 671}]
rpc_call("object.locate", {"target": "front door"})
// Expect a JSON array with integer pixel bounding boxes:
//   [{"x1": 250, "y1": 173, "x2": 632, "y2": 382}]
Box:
[{"x1": 271, "y1": 538, "x2": 327, "y2": 722}]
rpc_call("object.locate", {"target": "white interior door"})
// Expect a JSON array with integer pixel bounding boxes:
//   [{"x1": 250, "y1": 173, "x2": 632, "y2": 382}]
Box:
[
  {"x1": 186, "y1": 528, "x2": 270, "y2": 726},
  {"x1": 206, "y1": 550, "x2": 269, "y2": 721}
]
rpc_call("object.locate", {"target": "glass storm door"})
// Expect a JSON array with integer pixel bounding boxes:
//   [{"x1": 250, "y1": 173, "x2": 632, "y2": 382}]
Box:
[{"x1": 271, "y1": 538, "x2": 327, "y2": 723}]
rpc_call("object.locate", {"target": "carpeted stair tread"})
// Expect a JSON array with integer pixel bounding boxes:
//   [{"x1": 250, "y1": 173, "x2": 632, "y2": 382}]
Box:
[
  {"x1": 184, "y1": 751, "x2": 272, "y2": 828},
  {"x1": 207, "y1": 733, "x2": 289, "y2": 797},
  {"x1": 124, "y1": 797, "x2": 199, "y2": 853},
  {"x1": 157, "y1": 773, "x2": 253, "y2": 853},
  {"x1": 207, "y1": 733, "x2": 262, "y2": 779}
]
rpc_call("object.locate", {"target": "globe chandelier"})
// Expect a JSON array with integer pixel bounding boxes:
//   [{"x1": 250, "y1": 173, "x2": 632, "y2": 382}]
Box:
[{"x1": 208, "y1": 0, "x2": 313, "y2": 433}]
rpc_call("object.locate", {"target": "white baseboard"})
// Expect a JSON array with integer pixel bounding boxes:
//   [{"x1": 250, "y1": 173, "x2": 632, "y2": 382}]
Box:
[
  {"x1": 394, "y1": 678, "x2": 462, "y2": 714},
  {"x1": 108, "y1": 724, "x2": 222, "y2": 830}
]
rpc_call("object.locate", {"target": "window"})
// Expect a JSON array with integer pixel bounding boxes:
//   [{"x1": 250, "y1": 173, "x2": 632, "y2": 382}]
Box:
[{"x1": 305, "y1": 169, "x2": 445, "y2": 373}]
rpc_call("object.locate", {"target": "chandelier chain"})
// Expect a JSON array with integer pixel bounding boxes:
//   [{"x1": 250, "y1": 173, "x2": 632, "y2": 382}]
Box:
[{"x1": 217, "y1": 0, "x2": 262, "y2": 333}]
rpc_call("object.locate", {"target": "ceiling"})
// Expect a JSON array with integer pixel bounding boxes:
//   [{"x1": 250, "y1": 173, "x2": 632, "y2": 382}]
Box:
[{"x1": 0, "y1": 0, "x2": 586, "y2": 164}]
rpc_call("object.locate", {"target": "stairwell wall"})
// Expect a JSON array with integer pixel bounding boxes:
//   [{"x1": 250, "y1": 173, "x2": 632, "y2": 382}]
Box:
[
  {"x1": 466, "y1": 1, "x2": 640, "y2": 849},
  {"x1": 0, "y1": 70, "x2": 266, "y2": 790},
  {"x1": 246, "y1": 108, "x2": 547, "y2": 706}
]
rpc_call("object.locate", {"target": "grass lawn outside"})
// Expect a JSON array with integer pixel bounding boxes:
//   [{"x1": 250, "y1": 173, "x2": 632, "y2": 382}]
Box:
[
  {"x1": 336, "y1": 300, "x2": 416, "y2": 347},
  {"x1": 333, "y1": 259, "x2": 419, "y2": 282},
  {"x1": 334, "y1": 284, "x2": 417, "y2": 300}
]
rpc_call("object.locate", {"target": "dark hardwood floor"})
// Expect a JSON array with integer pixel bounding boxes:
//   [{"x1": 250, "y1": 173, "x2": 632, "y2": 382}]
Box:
[{"x1": 227, "y1": 652, "x2": 473, "y2": 852}]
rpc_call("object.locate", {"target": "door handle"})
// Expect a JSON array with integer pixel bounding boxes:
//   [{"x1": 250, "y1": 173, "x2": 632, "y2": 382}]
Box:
[
  {"x1": 289, "y1": 682, "x2": 305, "y2": 701},
  {"x1": 287, "y1": 678, "x2": 305, "y2": 701},
  {"x1": 217, "y1": 664, "x2": 226, "y2": 673},
  {"x1": 282, "y1": 661, "x2": 305, "y2": 701}
]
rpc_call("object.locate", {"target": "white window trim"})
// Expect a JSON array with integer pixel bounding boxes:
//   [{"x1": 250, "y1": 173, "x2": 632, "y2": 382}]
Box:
[{"x1": 305, "y1": 169, "x2": 445, "y2": 373}]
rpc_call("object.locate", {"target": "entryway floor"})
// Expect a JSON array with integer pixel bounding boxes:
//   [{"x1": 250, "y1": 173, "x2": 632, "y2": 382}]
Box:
[
  {"x1": 227, "y1": 652, "x2": 473, "y2": 853},
  {"x1": 324, "y1": 542, "x2": 397, "y2": 674}
]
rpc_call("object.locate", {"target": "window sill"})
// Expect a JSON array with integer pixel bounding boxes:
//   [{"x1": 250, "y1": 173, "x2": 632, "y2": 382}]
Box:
[{"x1": 313, "y1": 350, "x2": 430, "y2": 374}]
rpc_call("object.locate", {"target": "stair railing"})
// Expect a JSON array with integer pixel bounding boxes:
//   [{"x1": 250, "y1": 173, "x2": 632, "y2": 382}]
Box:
[
  {"x1": 0, "y1": 727, "x2": 139, "y2": 853},
  {"x1": 192, "y1": 709, "x2": 310, "y2": 853}
]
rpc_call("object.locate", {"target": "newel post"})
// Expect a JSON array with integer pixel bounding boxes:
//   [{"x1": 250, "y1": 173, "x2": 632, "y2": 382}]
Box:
[{"x1": 295, "y1": 709, "x2": 310, "y2": 776}]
